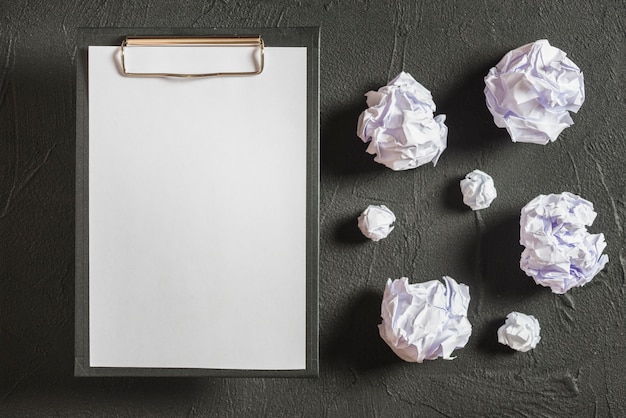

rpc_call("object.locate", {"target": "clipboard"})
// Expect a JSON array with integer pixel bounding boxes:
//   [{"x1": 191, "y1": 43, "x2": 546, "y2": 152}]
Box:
[{"x1": 75, "y1": 28, "x2": 319, "y2": 377}]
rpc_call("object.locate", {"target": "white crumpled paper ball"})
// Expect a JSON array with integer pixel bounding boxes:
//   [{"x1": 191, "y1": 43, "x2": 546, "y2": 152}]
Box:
[
  {"x1": 357, "y1": 205, "x2": 396, "y2": 241},
  {"x1": 357, "y1": 72, "x2": 448, "y2": 171},
  {"x1": 379, "y1": 276, "x2": 472, "y2": 363},
  {"x1": 520, "y1": 192, "x2": 609, "y2": 294},
  {"x1": 460, "y1": 169, "x2": 497, "y2": 210},
  {"x1": 497, "y1": 311, "x2": 541, "y2": 352},
  {"x1": 484, "y1": 39, "x2": 585, "y2": 144}
]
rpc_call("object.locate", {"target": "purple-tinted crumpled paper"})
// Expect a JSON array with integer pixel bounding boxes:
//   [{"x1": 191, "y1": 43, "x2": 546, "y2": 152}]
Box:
[
  {"x1": 357, "y1": 204, "x2": 396, "y2": 241},
  {"x1": 357, "y1": 72, "x2": 448, "y2": 171},
  {"x1": 497, "y1": 311, "x2": 541, "y2": 352},
  {"x1": 519, "y1": 192, "x2": 608, "y2": 294},
  {"x1": 460, "y1": 169, "x2": 497, "y2": 210},
  {"x1": 484, "y1": 39, "x2": 584, "y2": 145},
  {"x1": 379, "y1": 276, "x2": 472, "y2": 363}
]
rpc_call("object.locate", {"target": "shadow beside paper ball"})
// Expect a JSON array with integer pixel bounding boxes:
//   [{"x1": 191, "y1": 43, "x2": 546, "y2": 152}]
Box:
[
  {"x1": 438, "y1": 61, "x2": 511, "y2": 152},
  {"x1": 442, "y1": 176, "x2": 470, "y2": 213},
  {"x1": 476, "y1": 318, "x2": 516, "y2": 356},
  {"x1": 333, "y1": 212, "x2": 370, "y2": 244},
  {"x1": 320, "y1": 101, "x2": 387, "y2": 176},
  {"x1": 480, "y1": 215, "x2": 544, "y2": 300},
  {"x1": 321, "y1": 290, "x2": 401, "y2": 372}
]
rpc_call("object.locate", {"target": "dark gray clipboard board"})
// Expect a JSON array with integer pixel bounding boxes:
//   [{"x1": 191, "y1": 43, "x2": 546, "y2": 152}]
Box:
[{"x1": 75, "y1": 27, "x2": 319, "y2": 377}]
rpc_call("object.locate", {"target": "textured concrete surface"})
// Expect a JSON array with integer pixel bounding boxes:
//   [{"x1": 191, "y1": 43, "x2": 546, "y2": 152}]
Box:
[{"x1": 1, "y1": 0, "x2": 625, "y2": 416}]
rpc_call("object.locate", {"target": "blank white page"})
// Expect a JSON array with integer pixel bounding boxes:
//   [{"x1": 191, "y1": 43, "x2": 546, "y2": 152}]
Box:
[{"x1": 88, "y1": 45, "x2": 307, "y2": 369}]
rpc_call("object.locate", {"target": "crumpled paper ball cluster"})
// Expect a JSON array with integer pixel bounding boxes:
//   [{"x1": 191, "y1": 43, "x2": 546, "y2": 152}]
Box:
[
  {"x1": 357, "y1": 40, "x2": 585, "y2": 174},
  {"x1": 357, "y1": 41, "x2": 609, "y2": 363},
  {"x1": 519, "y1": 192, "x2": 609, "y2": 294}
]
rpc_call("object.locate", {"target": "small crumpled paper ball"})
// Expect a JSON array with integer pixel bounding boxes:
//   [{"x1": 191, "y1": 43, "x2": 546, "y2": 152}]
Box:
[
  {"x1": 357, "y1": 205, "x2": 396, "y2": 241},
  {"x1": 484, "y1": 39, "x2": 585, "y2": 145},
  {"x1": 379, "y1": 276, "x2": 472, "y2": 363},
  {"x1": 357, "y1": 72, "x2": 448, "y2": 171},
  {"x1": 497, "y1": 311, "x2": 541, "y2": 352},
  {"x1": 520, "y1": 192, "x2": 609, "y2": 294},
  {"x1": 460, "y1": 169, "x2": 497, "y2": 210}
]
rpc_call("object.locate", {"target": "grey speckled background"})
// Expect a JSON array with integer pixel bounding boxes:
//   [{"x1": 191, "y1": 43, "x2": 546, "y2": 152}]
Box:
[{"x1": 1, "y1": 0, "x2": 625, "y2": 416}]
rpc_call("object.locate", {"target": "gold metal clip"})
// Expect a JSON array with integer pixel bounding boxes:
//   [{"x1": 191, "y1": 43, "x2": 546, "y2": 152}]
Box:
[{"x1": 120, "y1": 36, "x2": 265, "y2": 78}]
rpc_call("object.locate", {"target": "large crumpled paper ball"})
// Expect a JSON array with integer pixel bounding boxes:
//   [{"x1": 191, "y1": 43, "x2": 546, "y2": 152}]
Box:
[
  {"x1": 357, "y1": 72, "x2": 448, "y2": 171},
  {"x1": 357, "y1": 204, "x2": 396, "y2": 241},
  {"x1": 379, "y1": 276, "x2": 472, "y2": 363},
  {"x1": 497, "y1": 311, "x2": 541, "y2": 352},
  {"x1": 520, "y1": 192, "x2": 609, "y2": 294},
  {"x1": 460, "y1": 169, "x2": 497, "y2": 210},
  {"x1": 484, "y1": 39, "x2": 585, "y2": 144}
]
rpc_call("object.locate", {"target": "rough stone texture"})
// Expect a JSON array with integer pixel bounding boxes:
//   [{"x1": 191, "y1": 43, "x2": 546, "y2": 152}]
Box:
[{"x1": 1, "y1": 0, "x2": 625, "y2": 416}]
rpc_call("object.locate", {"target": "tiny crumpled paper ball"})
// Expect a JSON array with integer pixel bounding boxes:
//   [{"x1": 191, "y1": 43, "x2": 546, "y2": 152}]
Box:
[
  {"x1": 519, "y1": 192, "x2": 609, "y2": 294},
  {"x1": 378, "y1": 276, "x2": 472, "y2": 363},
  {"x1": 497, "y1": 311, "x2": 541, "y2": 352},
  {"x1": 357, "y1": 71, "x2": 448, "y2": 171},
  {"x1": 357, "y1": 205, "x2": 396, "y2": 241},
  {"x1": 484, "y1": 39, "x2": 585, "y2": 145},
  {"x1": 460, "y1": 169, "x2": 497, "y2": 210}
]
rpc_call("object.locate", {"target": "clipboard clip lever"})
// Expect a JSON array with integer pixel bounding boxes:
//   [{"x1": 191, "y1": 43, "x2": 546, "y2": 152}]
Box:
[{"x1": 120, "y1": 36, "x2": 265, "y2": 78}]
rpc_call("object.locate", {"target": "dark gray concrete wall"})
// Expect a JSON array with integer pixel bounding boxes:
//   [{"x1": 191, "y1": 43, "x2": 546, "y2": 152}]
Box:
[{"x1": 1, "y1": 0, "x2": 624, "y2": 416}]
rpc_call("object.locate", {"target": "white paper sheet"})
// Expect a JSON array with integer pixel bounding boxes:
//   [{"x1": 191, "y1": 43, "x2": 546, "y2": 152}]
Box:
[{"x1": 88, "y1": 45, "x2": 308, "y2": 369}]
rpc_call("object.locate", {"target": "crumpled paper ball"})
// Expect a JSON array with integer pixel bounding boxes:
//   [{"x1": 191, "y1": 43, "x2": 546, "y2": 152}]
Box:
[
  {"x1": 357, "y1": 205, "x2": 396, "y2": 241},
  {"x1": 497, "y1": 311, "x2": 541, "y2": 352},
  {"x1": 379, "y1": 276, "x2": 472, "y2": 363},
  {"x1": 357, "y1": 72, "x2": 448, "y2": 171},
  {"x1": 484, "y1": 39, "x2": 585, "y2": 144},
  {"x1": 460, "y1": 169, "x2": 497, "y2": 210},
  {"x1": 520, "y1": 192, "x2": 609, "y2": 294}
]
